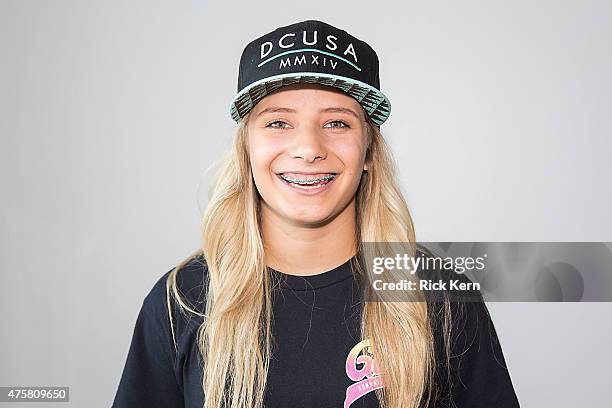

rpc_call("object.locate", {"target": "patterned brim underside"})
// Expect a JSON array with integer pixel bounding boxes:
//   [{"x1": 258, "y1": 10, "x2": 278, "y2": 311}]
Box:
[{"x1": 230, "y1": 75, "x2": 391, "y2": 126}]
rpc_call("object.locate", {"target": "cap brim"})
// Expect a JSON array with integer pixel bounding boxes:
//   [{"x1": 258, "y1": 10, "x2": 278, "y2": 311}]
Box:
[{"x1": 229, "y1": 72, "x2": 391, "y2": 127}]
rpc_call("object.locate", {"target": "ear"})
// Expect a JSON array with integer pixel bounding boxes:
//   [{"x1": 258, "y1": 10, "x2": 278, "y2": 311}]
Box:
[{"x1": 363, "y1": 163, "x2": 368, "y2": 172}]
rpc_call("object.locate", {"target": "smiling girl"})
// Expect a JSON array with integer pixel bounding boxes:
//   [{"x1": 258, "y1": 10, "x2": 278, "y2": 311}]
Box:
[{"x1": 113, "y1": 20, "x2": 520, "y2": 408}]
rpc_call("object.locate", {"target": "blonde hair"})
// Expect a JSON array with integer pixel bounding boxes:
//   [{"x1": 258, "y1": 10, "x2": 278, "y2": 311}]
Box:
[{"x1": 167, "y1": 110, "x2": 451, "y2": 408}]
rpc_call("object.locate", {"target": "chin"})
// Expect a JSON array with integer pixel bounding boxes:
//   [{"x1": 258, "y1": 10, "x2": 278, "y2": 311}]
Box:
[{"x1": 283, "y1": 207, "x2": 335, "y2": 226}]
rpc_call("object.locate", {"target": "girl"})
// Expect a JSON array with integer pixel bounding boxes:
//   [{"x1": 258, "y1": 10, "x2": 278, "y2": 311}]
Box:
[{"x1": 113, "y1": 19, "x2": 520, "y2": 408}]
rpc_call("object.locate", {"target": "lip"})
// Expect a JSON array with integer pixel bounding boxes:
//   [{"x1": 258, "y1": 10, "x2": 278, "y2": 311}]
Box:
[
  {"x1": 277, "y1": 171, "x2": 337, "y2": 175},
  {"x1": 275, "y1": 172, "x2": 338, "y2": 195}
]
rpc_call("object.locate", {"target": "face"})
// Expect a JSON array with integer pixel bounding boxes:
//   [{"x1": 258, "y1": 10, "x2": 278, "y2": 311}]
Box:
[{"x1": 247, "y1": 83, "x2": 370, "y2": 227}]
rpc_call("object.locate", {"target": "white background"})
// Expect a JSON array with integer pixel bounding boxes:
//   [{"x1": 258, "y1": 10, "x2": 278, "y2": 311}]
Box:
[{"x1": 1, "y1": 0, "x2": 611, "y2": 406}]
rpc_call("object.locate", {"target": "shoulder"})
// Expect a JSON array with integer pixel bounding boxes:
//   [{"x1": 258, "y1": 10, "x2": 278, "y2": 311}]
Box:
[
  {"x1": 113, "y1": 254, "x2": 210, "y2": 405},
  {"x1": 414, "y1": 246, "x2": 491, "y2": 354},
  {"x1": 414, "y1": 245, "x2": 485, "y2": 304},
  {"x1": 144, "y1": 252, "x2": 209, "y2": 311},
  {"x1": 140, "y1": 252, "x2": 210, "y2": 346},
  {"x1": 415, "y1": 246, "x2": 519, "y2": 406},
  {"x1": 164, "y1": 252, "x2": 209, "y2": 312}
]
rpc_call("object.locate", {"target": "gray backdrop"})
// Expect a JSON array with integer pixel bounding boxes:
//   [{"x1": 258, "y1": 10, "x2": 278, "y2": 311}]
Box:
[{"x1": 1, "y1": 0, "x2": 611, "y2": 407}]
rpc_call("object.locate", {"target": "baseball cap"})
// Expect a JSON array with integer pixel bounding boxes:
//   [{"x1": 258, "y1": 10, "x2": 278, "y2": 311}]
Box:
[{"x1": 229, "y1": 19, "x2": 391, "y2": 127}]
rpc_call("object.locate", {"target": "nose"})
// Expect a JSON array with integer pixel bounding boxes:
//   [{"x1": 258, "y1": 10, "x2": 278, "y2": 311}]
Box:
[{"x1": 287, "y1": 124, "x2": 327, "y2": 163}]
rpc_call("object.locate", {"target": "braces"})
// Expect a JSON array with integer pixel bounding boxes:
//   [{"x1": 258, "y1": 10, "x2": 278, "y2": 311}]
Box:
[{"x1": 280, "y1": 174, "x2": 336, "y2": 184}]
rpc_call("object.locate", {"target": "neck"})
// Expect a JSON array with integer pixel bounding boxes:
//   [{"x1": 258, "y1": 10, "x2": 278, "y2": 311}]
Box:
[{"x1": 262, "y1": 201, "x2": 358, "y2": 276}]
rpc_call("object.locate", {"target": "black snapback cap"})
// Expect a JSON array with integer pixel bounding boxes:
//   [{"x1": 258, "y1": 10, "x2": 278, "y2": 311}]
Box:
[{"x1": 229, "y1": 19, "x2": 391, "y2": 127}]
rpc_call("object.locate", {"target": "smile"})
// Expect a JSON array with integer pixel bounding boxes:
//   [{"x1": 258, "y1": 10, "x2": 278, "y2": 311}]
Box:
[{"x1": 277, "y1": 172, "x2": 337, "y2": 191}]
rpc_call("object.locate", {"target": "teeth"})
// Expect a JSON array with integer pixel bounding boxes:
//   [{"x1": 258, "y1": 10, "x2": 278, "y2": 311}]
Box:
[
  {"x1": 280, "y1": 173, "x2": 335, "y2": 185},
  {"x1": 287, "y1": 182, "x2": 328, "y2": 189},
  {"x1": 279, "y1": 173, "x2": 336, "y2": 188}
]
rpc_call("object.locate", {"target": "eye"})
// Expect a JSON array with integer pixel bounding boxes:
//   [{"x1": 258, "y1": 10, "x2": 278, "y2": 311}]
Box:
[
  {"x1": 266, "y1": 120, "x2": 291, "y2": 129},
  {"x1": 324, "y1": 120, "x2": 350, "y2": 129}
]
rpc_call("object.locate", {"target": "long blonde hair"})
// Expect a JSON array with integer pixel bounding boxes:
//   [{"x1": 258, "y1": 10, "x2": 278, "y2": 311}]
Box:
[{"x1": 167, "y1": 110, "x2": 450, "y2": 408}]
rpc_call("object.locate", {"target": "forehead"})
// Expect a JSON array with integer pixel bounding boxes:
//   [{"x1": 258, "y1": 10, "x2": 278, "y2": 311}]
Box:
[{"x1": 252, "y1": 83, "x2": 364, "y2": 114}]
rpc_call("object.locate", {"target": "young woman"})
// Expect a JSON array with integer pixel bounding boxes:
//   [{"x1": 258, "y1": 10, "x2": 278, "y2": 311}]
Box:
[{"x1": 113, "y1": 20, "x2": 520, "y2": 408}]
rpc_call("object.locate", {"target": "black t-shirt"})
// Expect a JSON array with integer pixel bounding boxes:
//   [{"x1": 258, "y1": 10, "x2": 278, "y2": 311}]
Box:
[{"x1": 112, "y1": 254, "x2": 520, "y2": 407}]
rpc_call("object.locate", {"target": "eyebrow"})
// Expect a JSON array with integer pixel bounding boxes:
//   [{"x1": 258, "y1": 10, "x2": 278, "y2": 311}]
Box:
[{"x1": 256, "y1": 106, "x2": 362, "y2": 120}]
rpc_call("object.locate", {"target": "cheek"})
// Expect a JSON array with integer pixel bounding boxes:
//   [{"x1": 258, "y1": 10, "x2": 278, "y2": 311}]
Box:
[
  {"x1": 331, "y1": 139, "x2": 367, "y2": 171},
  {"x1": 249, "y1": 138, "x2": 283, "y2": 181}
]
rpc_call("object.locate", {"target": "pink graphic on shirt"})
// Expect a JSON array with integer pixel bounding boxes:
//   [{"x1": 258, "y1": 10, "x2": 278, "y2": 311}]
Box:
[{"x1": 344, "y1": 339, "x2": 384, "y2": 408}]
